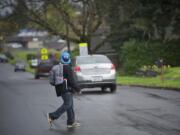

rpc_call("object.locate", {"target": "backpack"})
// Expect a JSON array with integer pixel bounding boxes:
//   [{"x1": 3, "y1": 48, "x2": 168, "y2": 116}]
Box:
[{"x1": 49, "y1": 63, "x2": 64, "y2": 86}]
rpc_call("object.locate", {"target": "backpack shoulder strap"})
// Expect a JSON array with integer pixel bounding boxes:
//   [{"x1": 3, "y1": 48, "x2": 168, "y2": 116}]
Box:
[{"x1": 59, "y1": 63, "x2": 63, "y2": 77}]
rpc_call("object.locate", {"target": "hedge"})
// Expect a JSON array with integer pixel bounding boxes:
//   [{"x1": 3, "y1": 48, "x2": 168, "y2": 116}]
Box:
[{"x1": 120, "y1": 39, "x2": 180, "y2": 74}]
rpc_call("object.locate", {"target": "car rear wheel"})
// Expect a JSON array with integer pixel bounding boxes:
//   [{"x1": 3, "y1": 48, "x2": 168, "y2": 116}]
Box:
[
  {"x1": 110, "y1": 84, "x2": 116, "y2": 93},
  {"x1": 35, "y1": 74, "x2": 40, "y2": 79},
  {"x1": 101, "y1": 86, "x2": 107, "y2": 92}
]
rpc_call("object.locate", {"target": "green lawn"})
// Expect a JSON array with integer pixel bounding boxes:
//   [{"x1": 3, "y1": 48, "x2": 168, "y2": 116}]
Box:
[
  {"x1": 117, "y1": 67, "x2": 180, "y2": 89},
  {"x1": 9, "y1": 49, "x2": 59, "y2": 74}
]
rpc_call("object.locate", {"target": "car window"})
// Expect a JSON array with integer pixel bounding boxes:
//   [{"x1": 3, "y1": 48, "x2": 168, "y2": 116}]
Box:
[
  {"x1": 77, "y1": 55, "x2": 111, "y2": 65},
  {"x1": 71, "y1": 58, "x2": 76, "y2": 66},
  {"x1": 0, "y1": 54, "x2": 7, "y2": 59},
  {"x1": 38, "y1": 62, "x2": 53, "y2": 67},
  {"x1": 16, "y1": 62, "x2": 25, "y2": 65},
  {"x1": 16, "y1": 60, "x2": 25, "y2": 64}
]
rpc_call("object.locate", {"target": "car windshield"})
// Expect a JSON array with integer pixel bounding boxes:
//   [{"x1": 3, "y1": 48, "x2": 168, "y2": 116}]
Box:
[
  {"x1": 16, "y1": 62, "x2": 25, "y2": 65},
  {"x1": 76, "y1": 55, "x2": 111, "y2": 65},
  {"x1": 16, "y1": 60, "x2": 25, "y2": 64},
  {"x1": 38, "y1": 62, "x2": 53, "y2": 67},
  {"x1": 0, "y1": 54, "x2": 7, "y2": 59}
]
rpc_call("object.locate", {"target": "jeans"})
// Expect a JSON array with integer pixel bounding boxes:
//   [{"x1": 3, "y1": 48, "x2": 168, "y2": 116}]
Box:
[{"x1": 49, "y1": 92, "x2": 75, "y2": 125}]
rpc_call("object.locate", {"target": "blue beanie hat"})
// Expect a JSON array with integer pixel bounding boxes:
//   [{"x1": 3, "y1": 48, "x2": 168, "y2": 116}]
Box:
[{"x1": 60, "y1": 51, "x2": 71, "y2": 64}]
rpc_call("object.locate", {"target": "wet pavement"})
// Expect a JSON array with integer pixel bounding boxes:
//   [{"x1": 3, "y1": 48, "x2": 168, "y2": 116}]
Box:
[{"x1": 0, "y1": 63, "x2": 180, "y2": 135}]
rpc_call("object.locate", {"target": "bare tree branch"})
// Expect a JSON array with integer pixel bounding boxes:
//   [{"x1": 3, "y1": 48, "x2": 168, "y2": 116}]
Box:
[
  {"x1": 14, "y1": 0, "x2": 80, "y2": 43},
  {"x1": 50, "y1": 0, "x2": 82, "y2": 37},
  {"x1": 27, "y1": 11, "x2": 80, "y2": 43}
]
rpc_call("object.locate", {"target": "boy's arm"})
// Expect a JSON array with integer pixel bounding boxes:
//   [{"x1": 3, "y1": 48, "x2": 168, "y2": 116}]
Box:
[{"x1": 67, "y1": 65, "x2": 79, "y2": 92}]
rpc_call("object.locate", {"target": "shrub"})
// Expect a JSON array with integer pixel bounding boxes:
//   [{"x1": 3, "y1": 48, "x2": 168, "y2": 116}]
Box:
[
  {"x1": 137, "y1": 65, "x2": 171, "y2": 77},
  {"x1": 26, "y1": 53, "x2": 37, "y2": 61},
  {"x1": 120, "y1": 39, "x2": 180, "y2": 75}
]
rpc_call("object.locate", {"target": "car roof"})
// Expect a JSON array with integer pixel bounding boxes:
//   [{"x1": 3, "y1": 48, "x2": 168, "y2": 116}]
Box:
[
  {"x1": 76, "y1": 54, "x2": 107, "y2": 58},
  {"x1": 75, "y1": 54, "x2": 111, "y2": 65}
]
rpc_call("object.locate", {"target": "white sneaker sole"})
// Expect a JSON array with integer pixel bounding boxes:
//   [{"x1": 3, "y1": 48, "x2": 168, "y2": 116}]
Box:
[{"x1": 67, "y1": 123, "x2": 80, "y2": 128}]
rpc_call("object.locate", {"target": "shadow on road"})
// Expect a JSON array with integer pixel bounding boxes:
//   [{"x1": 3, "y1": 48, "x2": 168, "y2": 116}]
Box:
[
  {"x1": 80, "y1": 90, "x2": 112, "y2": 95},
  {"x1": 48, "y1": 127, "x2": 77, "y2": 135}
]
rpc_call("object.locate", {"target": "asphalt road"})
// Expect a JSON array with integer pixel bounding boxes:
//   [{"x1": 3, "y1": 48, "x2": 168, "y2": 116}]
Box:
[{"x1": 0, "y1": 63, "x2": 180, "y2": 135}]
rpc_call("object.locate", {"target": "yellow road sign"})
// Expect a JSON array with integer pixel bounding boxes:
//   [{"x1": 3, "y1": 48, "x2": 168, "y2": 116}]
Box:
[
  {"x1": 79, "y1": 43, "x2": 88, "y2": 47},
  {"x1": 79, "y1": 43, "x2": 88, "y2": 55},
  {"x1": 41, "y1": 55, "x2": 48, "y2": 60},
  {"x1": 41, "y1": 48, "x2": 48, "y2": 54}
]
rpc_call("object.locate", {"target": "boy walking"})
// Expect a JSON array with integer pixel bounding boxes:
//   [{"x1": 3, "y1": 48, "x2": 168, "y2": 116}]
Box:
[{"x1": 47, "y1": 51, "x2": 80, "y2": 128}]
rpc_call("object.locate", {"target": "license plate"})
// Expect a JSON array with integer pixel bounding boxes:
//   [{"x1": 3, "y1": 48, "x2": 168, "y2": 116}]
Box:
[{"x1": 92, "y1": 76, "x2": 102, "y2": 82}]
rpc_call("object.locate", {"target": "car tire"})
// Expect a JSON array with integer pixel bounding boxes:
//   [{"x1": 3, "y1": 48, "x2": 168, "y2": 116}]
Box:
[
  {"x1": 101, "y1": 86, "x2": 107, "y2": 92},
  {"x1": 76, "y1": 88, "x2": 81, "y2": 94},
  {"x1": 110, "y1": 84, "x2": 116, "y2": 93},
  {"x1": 35, "y1": 74, "x2": 40, "y2": 79}
]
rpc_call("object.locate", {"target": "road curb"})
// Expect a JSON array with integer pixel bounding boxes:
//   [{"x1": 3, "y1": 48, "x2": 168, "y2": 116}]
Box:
[{"x1": 117, "y1": 84, "x2": 180, "y2": 91}]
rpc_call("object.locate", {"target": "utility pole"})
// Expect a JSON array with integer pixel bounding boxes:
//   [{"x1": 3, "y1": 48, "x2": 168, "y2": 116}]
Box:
[
  {"x1": 0, "y1": 35, "x2": 4, "y2": 51},
  {"x1": 66, "y1": 24, "x2": 70, "y2": 53}
]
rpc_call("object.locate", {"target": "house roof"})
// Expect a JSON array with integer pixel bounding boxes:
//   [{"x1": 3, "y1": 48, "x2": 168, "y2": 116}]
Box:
[{"x1": 45, "y1": 41, "x2": 66, "y2": 51}]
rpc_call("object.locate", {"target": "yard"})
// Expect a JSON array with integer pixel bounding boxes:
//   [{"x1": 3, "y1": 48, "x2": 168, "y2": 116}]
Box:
[{"x1": 117, "y1": 67, "x2": 180, "y2": 90}]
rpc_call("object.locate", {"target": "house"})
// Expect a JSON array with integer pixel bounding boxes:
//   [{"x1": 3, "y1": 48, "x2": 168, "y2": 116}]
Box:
[
  {"x1": 6, "y1": 29, "x2": 48, "y2": 49},
  {"x1": 44, "y1": 36, "x2": 76, "y2": 52}
]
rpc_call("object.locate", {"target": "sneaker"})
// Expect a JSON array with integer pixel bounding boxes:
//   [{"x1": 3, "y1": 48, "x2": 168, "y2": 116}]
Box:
[
  {"x1": 67, "y1": 122, "x2": 81, "y2": 128},
  {"x1": 47, "y1": 113, "x2": 53, "y2": 126}
]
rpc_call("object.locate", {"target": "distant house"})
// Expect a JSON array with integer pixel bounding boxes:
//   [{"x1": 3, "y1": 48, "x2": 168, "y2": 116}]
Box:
[
  {"x1": 44, "y1": 36, "x2": 76, "y2": 52},
  {"x1": 6, "y1": 29, "x2": 48, "y2": 49},
  {"x1": 27, "y1": 40, "x2": 43, "y2": 49},
  {"x1": 6, "y1": 36, "x2": 44, "y2": 49}
]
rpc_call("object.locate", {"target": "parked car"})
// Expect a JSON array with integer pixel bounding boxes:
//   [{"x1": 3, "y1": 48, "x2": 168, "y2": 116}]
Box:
[
  {"x1": 0, "y1": 53, "x2": 8, "y2": 63},
  {"x1": 34, "y1": 60, "x2": 53, "y2": 79},
  {"x1": 14, "y1": 61, "x2": 26, "y2": 72},
  {"x1": 30, "y1": 58, "x2": 38, "y2": 68},
  {"x1": 72, "y1": 54, "x2": 117, "y2": 93}
]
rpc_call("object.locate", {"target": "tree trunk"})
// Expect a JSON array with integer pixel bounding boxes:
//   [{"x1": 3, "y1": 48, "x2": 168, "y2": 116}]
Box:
[{"x1": 87, "y1": 38, "x2": 92, "y2": 54}]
